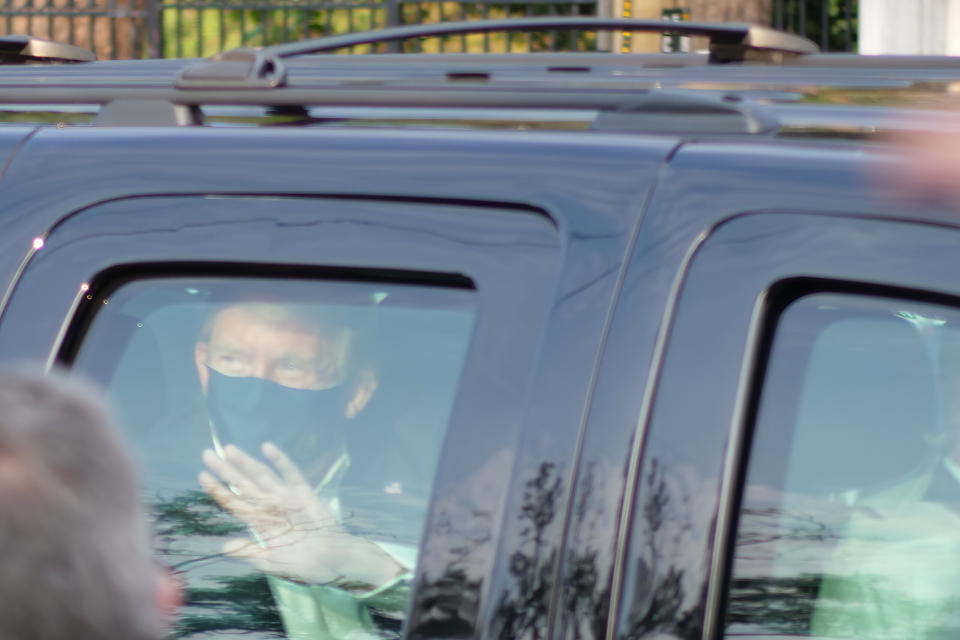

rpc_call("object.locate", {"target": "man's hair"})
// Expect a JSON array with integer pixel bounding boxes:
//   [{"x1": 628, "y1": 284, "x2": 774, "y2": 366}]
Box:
[{"x1": 0, "y1": 371, "x2": 162, "y2": 640}]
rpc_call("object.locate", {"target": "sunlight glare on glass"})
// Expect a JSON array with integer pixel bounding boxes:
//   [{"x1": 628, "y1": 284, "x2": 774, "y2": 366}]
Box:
[
  {"x1": 897, "y1": 310, "x2": 947, "y2": 332},
  {"x1": 31, "y1": 237, "x2": 44, "y2": 250}
]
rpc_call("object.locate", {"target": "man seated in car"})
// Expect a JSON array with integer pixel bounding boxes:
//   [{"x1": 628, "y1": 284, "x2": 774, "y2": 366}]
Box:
[{"x1": 188, "y1": 301, "x2": 414, "y2": 640}]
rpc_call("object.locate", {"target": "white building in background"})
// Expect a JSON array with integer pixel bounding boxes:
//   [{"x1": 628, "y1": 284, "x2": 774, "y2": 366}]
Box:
[{"x1": 860, "y1": 0, "x2": 960, "y2": 54}]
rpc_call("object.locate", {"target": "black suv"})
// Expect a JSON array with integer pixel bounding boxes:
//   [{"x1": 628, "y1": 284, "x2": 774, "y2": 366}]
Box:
[{"x1": 0, "y1": 19, "x2": 958, "y2": 640}]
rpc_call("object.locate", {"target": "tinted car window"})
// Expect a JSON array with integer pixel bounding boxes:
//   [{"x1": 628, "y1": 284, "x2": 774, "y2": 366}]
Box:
[
  {"x1": 727, "y1": 293, "x2": 960, "y2": 639},
  {"x1": 70, "y1": 276, "x2": 475, "y2": 640}
]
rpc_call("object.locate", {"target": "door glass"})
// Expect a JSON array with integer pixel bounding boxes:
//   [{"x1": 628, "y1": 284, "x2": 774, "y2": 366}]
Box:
[
  {"x1": 69, "y1": 277, "x2": 476, "y2": 640},
  {"x1": 726, "y1": 293, "x2": 960, "y2": 640}
]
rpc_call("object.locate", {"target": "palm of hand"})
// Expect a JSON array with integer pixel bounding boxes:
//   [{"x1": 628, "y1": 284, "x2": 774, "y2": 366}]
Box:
[{"x1": 200, "y1": 442, "x2": 349, "y2": 584}]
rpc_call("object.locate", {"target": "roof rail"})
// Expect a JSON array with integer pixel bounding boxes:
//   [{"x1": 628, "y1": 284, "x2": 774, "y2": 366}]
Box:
[
  {"x1": 175, "y1": 17, "x2": 819, "y2": 90},
  {"x1": 90, "y1": 85, "x2": 783, "y2": 133},
  {"x1": 0, "y1": 35, "x2": 95, "y2": 63}
]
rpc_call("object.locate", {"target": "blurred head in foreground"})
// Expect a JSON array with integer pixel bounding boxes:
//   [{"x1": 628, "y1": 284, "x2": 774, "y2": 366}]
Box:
[
  {"x1": 0, "y1": 371, "x2": 176, "y2": 640},
  {"x1": 877, "y1": 107, "x2": 960, "y2": 209}
]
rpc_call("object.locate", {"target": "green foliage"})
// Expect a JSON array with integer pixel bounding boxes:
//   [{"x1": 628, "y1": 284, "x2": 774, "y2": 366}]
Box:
[
  {"x1": 176, "y1": 574, "x2": 285, "y2": 637},
  {"x1": 151, "y1": 490, "x2": 246, "y2": 540},
  {"x1": 777, "y1": 0, "x2": 858, "y2": 52},
  {"x1": 726, "y1": 575, "x2": 822, "y2": 634},
  {"x1": 157, "y1": 0, "x2": 868, "y2": 58},
  {"x1": 821, "y1": 0, "x2": 858, "y2": 51},
  {"x1": 150, "y1": 491, "x2": 285, "y2": 637}
]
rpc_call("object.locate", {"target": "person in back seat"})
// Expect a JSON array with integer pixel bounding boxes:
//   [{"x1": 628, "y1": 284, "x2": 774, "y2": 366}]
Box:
[{"x1": 167, "y1": 300, "x2": 413, "y2": 640}]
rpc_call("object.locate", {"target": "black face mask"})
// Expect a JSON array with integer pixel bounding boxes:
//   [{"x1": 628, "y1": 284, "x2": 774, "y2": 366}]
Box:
[{"x1": 204, "y1": 367, "x2": 346, "y2": 473}]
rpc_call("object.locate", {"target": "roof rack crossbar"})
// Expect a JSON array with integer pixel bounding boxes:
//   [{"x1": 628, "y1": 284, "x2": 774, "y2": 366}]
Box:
[
  {"x1": 175, "y1": 17, "x2": 819, "y2": 90},
  {"x1": 0, "y1": 84, "x2": 791, "y2": 134}
]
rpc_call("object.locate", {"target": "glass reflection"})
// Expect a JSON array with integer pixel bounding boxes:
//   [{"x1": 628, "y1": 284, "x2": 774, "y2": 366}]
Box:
[
  {"x1": 71, "y1": 279, "x2": 475, "y2": 639},
  {"x1": 727, "y1": 294, "x2": 960, "y2": 640}
]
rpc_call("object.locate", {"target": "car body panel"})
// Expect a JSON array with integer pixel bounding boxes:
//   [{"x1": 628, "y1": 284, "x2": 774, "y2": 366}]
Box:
[
  {"x1": 0, "y1": 127, "x2": 673, "y2": 640},
  {"x1": 560, "y1": 141, "x2": 960, "y2": 640},
  {"x1": 619, "y1": 211, "x2": 960, "y2": 640},
  {"x1": 0, "y1": 127, "x2": 677, "y2": 318}
]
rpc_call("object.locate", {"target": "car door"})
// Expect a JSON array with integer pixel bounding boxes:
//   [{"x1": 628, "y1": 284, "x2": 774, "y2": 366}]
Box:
[
  {"x1": 615, "y1": 210, "x2": 960, "y2": 640},
  {"x1": 545, "y1": 137, "x2": 960, "y2": 640},
  {"x1": 0, "y1": 192, "x2": 560, "y2": 639},
  {"x1": 0, "y1": 127, "x2": 677, "y2": 640}
]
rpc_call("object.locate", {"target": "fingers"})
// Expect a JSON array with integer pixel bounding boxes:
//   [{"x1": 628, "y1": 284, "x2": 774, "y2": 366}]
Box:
[
  {"x1": 200, "y1": 469, "x2": 293, "y2": 539},
  {"x1": 202, "y1": 448, "x2": 262, "y2": 498},
  {"x1": 199, "y1": 469, "x2": 251, "y2": 517},
  {"x1": 262, "y1": 441, "x2": 308, "y2": 487},
  {"x1": 223, "y1": 444, "x2": 283, "y2": 492},
  {"x1": 201, "y1": 446, "x2": 281, "y2": 496},
  {"x1": 200, "y1": 443, "x2": 334, "y2": 541}
]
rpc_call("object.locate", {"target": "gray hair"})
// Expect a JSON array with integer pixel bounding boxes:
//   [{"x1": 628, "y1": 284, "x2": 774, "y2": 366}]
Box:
[{"x1": 0, "y1": 371, "x2": 162, "y2": 640}]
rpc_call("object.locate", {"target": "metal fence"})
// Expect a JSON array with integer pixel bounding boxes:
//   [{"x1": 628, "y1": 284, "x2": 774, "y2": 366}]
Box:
[
  {"x1": 0, "y1": 0, "x2": 149, "y2": 59},
  {"x1": 159, "y1": 0, "x2": 598, "y2": 57},
  {"x1": 0, "y1": 0, "x2": 854, "y2": 60},
  {"x1": 0, "y1": 0, "x2": 599, "y2": 58}
]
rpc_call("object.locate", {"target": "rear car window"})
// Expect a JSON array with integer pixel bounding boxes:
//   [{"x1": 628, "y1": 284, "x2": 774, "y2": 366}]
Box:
[
  {"x1": 70, "y1": 276, "x2": 475, "y2": 640},
  {"x1": 727, "y1": 292, "x2": 960, "y2": 639}
]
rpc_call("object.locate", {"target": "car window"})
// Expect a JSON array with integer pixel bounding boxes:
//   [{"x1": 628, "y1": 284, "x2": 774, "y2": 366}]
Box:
[
  {"x1": 69, "y1": 276, "x2": 476, "y2": 640},
  {"x1": 726, "y1": 292, "x2": 960, "y2": 639}
]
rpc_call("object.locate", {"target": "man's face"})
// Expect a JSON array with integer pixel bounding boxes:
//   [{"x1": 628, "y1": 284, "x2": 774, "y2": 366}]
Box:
[{"x1": 194, "y1": 305, "x2": 344, "y2": 392}]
